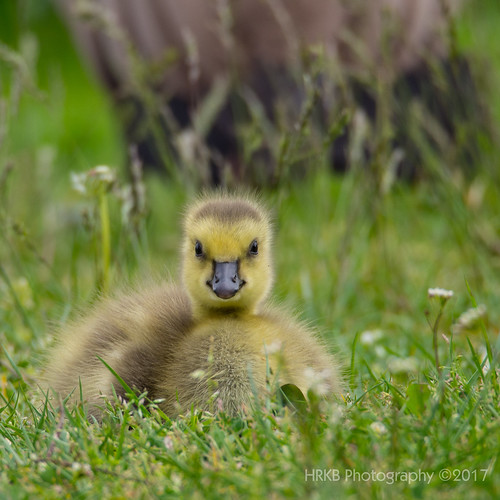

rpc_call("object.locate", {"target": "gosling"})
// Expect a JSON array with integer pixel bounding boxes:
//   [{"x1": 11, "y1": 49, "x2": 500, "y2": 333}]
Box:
[{"x1": 43, "y1": 192, "x2": 342, "y2": 418}]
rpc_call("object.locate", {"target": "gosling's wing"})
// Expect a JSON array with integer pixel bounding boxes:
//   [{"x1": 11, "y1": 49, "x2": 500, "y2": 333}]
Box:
[{"x1": 41, "y1": 284, "x2": 193, "y2": 414}]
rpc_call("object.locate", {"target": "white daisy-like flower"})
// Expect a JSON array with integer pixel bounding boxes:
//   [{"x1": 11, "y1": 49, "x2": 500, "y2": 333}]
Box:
[
  {"x1": 360, "y1": 329, "x2": 383, "y2": 346},
  {"x1": 428, "y1": 288, "x2": 454, "y2": 299},
  {"x1": 89, "y1": 165, "x2": 115, "y2": 185},
  {"x1": 70, "y1": 166, "x2": 116, "y2": 197},
  {"x1": 452, "y1": 305, "x2": 487, "y2": 334},
  {"x1": 370, "y1": 421, "x2": 387, "y2": 435},
  {"x1": 70, "y1": 172, "x2": 87, "y2": 195},
  {"x1": 71, "y1": 462, "x2": 82, "y2": 472}
]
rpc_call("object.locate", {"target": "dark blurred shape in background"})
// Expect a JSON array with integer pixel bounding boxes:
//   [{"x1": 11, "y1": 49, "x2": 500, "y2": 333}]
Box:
[{"x1": 53, "y1": 0, "x2": 488, "y2": 185}]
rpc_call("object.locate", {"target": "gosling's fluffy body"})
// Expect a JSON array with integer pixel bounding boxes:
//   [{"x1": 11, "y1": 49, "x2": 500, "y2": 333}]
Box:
[{"x1": 43, "y1": 193, "x2": 342, "y2": 417}]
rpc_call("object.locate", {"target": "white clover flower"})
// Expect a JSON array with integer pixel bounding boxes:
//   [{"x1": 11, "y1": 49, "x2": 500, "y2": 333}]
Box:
[
  {"x1": 303, "y1": 367, "x2": 332, "y2": 396},
  {"x1": 452, "y1": 305, "x2": 487, "y2": 335},
  {"x1": 72, "y1": 462, "x2": 82, "y2": 472},
  {"x1": 370, "y1": 421, "x2": 387, "y2": 435},
  {"x1": 360, "y1": 329, "x2": 383, "y2": 346},
  {"x1": 428, "y1": 288, "x2": 454, "y2": 299}
]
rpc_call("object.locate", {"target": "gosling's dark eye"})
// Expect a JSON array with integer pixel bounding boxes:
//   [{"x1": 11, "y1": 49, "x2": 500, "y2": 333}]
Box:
[
  {"x1": 249, "y1": 239, "x2": 259, "y2": 256},
  {"x1": 194, "y1": 240, "x2": 204, "y2": 257}
]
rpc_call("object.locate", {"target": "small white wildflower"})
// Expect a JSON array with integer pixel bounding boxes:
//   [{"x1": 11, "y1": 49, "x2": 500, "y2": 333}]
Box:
[
  {"x1": 71, "y1": 462, "x2": 82, "y2": 472},
  {"x1": 303, "y1": 367, "x2": 332, "y2": 396},
  {"x1": 452, "y1": 305, "x2": 487, "y2": 335},
  {"x1": 374, "y1": 345, "x2": 387, "y2": 359},
  {"x1": 71, "y1": 172, "x2": 87, "y2": 195},
  {"x1": 428, "y1": 288, "x2": 454, "y2": 299},
  {"x1": 360, "y1": 329, "x2": 383, "y2": 346},
  {"x1": 370, "y1": 421, "x2": 387, "y2": 435},
  {"x1": 71, "y1": 166, "x2": 116, "y2": 197},
  {"x1": 90, "y1": 165, "x2": 115, "y2": 184},
  {"x1": 190, "y1": 369, "x2": 206, "y2": 379},
  {"x1": 263, "y1": 340, "x2": 283, "y2": 355}
]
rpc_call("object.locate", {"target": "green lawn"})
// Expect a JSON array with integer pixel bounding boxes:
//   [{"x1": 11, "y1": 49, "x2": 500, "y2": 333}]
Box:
[{"x1": 1, "y1": 1, "x2": 500, "y2": 498}]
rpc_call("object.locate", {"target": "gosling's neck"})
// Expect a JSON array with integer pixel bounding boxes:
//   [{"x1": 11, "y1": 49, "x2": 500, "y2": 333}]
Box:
[{"x1": 191, "y1": 302, "x2": 261, "y2": 322}]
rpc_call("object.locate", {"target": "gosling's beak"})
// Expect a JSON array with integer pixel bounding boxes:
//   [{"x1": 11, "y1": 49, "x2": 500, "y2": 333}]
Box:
[{"x1": 207, "y1": 261, "x2": 245, "y2": 299}]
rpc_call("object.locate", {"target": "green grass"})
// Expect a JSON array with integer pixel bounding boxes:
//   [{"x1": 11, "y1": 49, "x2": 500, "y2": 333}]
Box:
[{"x1": 1, "y1": 1, "x2": 500, "y2": 499}]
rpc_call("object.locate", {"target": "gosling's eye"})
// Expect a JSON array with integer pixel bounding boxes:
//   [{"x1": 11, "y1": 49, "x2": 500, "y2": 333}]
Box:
[
  {"x1": 194, "y1": 240, "x2": 204, "y2": 257},
  {"x1": 249, "y1": 239, "x2": 259, "y2": 256}
]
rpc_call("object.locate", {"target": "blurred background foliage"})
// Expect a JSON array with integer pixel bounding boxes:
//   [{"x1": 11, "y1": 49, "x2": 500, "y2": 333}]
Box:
[{"x1": 1, "y1": 0, "x2": 499, "y2": 180}]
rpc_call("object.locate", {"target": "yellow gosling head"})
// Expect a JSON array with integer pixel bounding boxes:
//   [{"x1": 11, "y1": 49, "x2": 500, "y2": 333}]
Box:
[{"x1": 182, "y1": 192, "x2": 273, "y2": 317}]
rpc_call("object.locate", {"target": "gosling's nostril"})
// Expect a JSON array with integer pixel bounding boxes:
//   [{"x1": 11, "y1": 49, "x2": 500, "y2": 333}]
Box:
[{"x1": 232, "y1": 274, "x2": 237, "y2": 283}]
